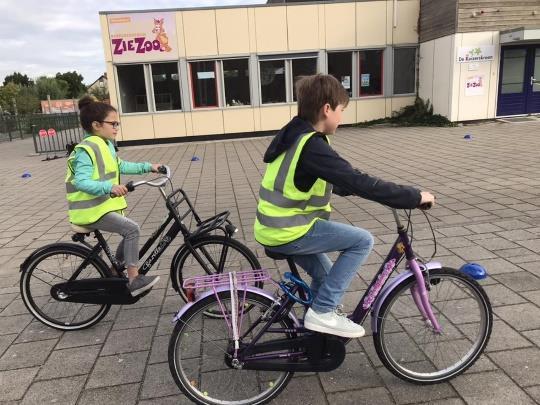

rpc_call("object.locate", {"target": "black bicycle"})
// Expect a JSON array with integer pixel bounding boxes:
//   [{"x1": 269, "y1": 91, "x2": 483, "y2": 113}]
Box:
[{"x1": 20, "y1": 165, "x2": 261, "y2": 331}]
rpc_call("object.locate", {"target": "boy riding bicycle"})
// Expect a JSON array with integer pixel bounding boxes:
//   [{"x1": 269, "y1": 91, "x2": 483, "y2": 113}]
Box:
[{"x1": 254, "y1": 74, "x2": 435, "y2": 338}]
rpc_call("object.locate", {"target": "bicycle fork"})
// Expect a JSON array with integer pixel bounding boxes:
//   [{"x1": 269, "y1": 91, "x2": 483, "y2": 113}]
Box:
[{"x1": 408, "y1": 260, "x2": 442, "y2": 333}]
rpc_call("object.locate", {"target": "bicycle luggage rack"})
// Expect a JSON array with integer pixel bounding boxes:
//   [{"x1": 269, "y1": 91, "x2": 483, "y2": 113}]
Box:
[
  {"x1": 166, "y1": 187, "x2": 231, "y2": 239},
  {"x1": 183, "y1": 269, "x2": 271, "y2": 293}
]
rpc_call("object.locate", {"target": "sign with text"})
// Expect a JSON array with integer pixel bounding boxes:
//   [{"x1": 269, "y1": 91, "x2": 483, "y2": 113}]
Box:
[
  {"x1": 465, "y1": 75, "x2": 485, "y2": 96},
  {"x1": 108, "y1": 12, "x2": 178, "y2": 62},
  {"x1": 457, "y1": 46, "x2": 495, "y2": 63}
]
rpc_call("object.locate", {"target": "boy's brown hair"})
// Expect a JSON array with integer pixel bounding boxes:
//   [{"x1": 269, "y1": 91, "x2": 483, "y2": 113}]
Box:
[{"x1": 295, "y1": 74, "x2": 349, "y2": 125}]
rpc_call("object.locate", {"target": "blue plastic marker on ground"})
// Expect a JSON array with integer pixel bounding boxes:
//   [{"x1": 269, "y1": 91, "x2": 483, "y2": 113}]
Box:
[
  {"x1": 21, "y1": 171, "x2": 31, "y2": 178},
  {"x1": 191, "y1": 156, "x2": 200, "y2": 161},
  {"x1": 464, "y1": 134, "x2": 472, "y2": 140}
]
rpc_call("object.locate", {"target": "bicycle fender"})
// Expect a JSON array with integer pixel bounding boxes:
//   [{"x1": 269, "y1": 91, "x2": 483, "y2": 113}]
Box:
[
  {"x1": 370, "y1": 261, "x2": 442, "y2": 333},
  {"x1": 172, "y1": 285, "x2": 301, "y2": 327},
  {"x1": 19, "y1": 242, "x2": 99, "y2": 273}
]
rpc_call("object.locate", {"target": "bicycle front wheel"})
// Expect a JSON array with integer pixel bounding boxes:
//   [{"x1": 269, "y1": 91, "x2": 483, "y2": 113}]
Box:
[
  {"x1": 173, "y1": 235, "x2": 262, "y2": 303},
  {"x1": 373, "y1": 267, "x2": 492, "y2": 384},
  {"x1": 169, "y1": 290, "x2": 295, "y2": 405},
  {"x1": 20, "y1": 243, "x2": 111, "y2": 331}
]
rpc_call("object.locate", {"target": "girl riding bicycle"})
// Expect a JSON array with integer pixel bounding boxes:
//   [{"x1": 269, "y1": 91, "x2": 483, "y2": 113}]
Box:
[
  {"x1": 254, "y1": 74, "x2": 435, "y2": 338},
  {"x1": 65, "y1": 95, "x2": 161, "y2": 296}
]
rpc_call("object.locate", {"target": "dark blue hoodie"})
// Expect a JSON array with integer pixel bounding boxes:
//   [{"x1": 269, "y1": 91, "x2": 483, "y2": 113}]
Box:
[{"x1": 263, "y1": 116, "x2": 421, "y2": 209}]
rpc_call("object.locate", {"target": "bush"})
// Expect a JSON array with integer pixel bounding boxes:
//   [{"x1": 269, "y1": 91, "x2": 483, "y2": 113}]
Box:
[{"x1": 355, "y1": 97, "x2": 455, "y2": 127}]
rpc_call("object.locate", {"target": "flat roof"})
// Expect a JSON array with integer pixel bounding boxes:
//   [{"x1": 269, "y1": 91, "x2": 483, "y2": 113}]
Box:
[{"x1": 99, "y1": 0, "x2": 385, "y2": 15}]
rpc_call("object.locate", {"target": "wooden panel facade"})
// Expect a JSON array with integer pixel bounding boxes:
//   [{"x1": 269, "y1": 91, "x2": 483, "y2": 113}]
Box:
[
  {"x1": 420, "y1": 0, "x2": 458, "y2": 42},
  {"x1": 458, "y1": 0, "x2": 540, "y2": 33}
]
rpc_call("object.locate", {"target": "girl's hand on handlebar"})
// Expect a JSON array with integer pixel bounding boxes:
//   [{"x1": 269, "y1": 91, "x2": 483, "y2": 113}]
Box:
[
  {"x1": 111, "y1": 184, "x2": 128, "y2": 197},
  {"x1": 419, "y1": 191, "x2": 435, "y2": 210},
  {"x1": 150, "y1": 163, "x2": 163, "y2": 173}
]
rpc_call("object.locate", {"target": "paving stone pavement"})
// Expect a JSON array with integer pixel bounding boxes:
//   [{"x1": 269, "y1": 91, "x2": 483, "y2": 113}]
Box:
[{"x1": 1, "y1": 121, "x2": 540, "y2": 404}]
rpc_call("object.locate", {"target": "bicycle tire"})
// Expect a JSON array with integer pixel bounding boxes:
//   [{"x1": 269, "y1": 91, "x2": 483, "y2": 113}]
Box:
[
  {"x1": 20, "y1": 243, "x2": 112, "y2": 331},
  {"x1": 373, "y1": 267, "x2": 492, "y2": 384},
  {"x1": 169, "y1": 290, "x2": 296, "y2": 405},
  {"x1": 172, "y1": 235, "x2": 262, "y2": 304}
]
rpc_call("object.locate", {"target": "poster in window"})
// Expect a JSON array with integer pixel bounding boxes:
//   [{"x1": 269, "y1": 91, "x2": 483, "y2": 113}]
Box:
[
  {"x1": 108, "y1": 12, "x2": 178, "y2": 62},
  {"x1": 361, "y1": 74, "x2": 370, "y2": 87},
  {"x1": 465, "y1": 75, "x2": 484, "y2": 96},
  {"x1": 341, "y1": 76, "x2": 351, "y2": 89}
]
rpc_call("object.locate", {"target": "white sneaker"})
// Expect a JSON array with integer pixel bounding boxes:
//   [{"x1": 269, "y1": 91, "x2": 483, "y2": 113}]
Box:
[{"x1": 304, "y1": 306, "x2": 365, "y2": 338}]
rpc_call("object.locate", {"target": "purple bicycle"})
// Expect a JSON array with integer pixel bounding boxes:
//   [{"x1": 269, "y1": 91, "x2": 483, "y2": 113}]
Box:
[{"x1": 168, "y1": 208, "x2": 493, "y2": 405}]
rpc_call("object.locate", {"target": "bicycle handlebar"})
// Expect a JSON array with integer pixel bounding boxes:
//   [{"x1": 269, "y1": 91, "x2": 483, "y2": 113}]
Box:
[{"x1": 110, "y1": 165, "x2": 171, "y2": 197}]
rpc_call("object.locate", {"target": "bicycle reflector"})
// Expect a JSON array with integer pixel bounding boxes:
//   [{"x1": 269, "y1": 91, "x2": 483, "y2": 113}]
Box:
[{"x1": 459, "y1": 263, "x2": 487, "y2": 280}]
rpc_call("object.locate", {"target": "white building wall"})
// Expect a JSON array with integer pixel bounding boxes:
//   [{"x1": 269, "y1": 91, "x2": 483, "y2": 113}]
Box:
[{"x1": 420, "y1": 31, "x2": 501, "y2": 122}]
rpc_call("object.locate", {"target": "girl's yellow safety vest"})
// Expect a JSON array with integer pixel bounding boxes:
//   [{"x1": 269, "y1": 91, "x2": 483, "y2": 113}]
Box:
[{"x1": 65, "y1": 135, "x2": 127, "y2": 225}]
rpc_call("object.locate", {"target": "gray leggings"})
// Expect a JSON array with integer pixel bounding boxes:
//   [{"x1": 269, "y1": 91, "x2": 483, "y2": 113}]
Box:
[{"x1": 89, "y1": 212, "x2": 140, "y2": 267}]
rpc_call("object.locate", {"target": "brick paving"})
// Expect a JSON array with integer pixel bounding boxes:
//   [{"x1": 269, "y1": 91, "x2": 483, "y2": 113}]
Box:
[{"x1": 0, "y1": 121, "x2": 539, "y2": 404}]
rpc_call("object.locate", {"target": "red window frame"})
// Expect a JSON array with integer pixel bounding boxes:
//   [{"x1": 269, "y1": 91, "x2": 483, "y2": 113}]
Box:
[{"x1": 189, "y1": 61, "x2": 219, "y2": 108}]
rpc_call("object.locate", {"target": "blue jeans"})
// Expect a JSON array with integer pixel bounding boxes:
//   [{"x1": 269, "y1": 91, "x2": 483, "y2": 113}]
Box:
[{"x1": 267, "y1": 219, "x2": 374, "y2": 313}]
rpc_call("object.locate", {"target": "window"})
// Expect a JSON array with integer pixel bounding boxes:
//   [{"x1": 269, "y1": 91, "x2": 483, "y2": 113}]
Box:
[
  {"x1": 394, "y1": 48, "x2": 416, "y2": 95},
  {"x1": 359, "y1": 50, "x2": 383, "y2": 96},
  {"x1": 190, "y1": 61, "x2": 218, "y2": 108},
  {"x1": 151, "y1": 62, "x2": 181, "y2": 111},
  {"x1": 328, "y1": 52, "x2": 353, "y2": 97},
  {"x1": 223, "y1": 59, "x2": 251, "y2": 107},
  {"x1": 260, "y1": 55, "x2": 318, "y2": 104},
  {"x1": 292, "y1": 58, "x2": 317, "y2": 101},
  {"x1": 260, "y1": 60, "x2": 286, "y2": 104},
  {"x1": 117, "y1": 64, "x2": 148, "y2": 113}
]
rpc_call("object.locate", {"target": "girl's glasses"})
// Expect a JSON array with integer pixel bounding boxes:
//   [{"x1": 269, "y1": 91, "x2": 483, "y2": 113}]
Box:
[{"x1": 101, "y1": 121, "x2": 120, "y2": 129}]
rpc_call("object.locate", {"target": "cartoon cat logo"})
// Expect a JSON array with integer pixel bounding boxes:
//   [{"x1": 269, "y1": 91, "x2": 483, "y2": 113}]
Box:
[{"x1": 152, "y1": 18, "x2": 172, "y2": 52}]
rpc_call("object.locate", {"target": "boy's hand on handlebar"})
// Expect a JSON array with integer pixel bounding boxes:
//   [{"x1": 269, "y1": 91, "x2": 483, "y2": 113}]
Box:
[
  {"x1": 419, "y1": 191, "x2": 435, "y2": 210},
  {"x1": 111, "y1": 184, "x2": 128, "y2": 197},
  {"x1": 150, "y1": 163, "x2": 163, "y2": 173}
]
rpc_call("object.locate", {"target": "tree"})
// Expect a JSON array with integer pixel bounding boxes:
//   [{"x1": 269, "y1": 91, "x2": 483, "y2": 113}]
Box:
[
  {"x1": 3, "y1": 72, "x2": 33, "y2": 87},
  {"x1": 89, "y1": 85, "x2": 109, "y2": 102},
  {"x1": 56, "y1": 71, "x2": 86, "y2": 98},
  {"x1": 0, "y1": 82, "x2": 21, "y2": 113},
  {"x1": 15, "y1": 86, "x2": 40, "y2": 114},
  {"x1": 35, "y1": 76, "x2": 69, "y2": 100}
]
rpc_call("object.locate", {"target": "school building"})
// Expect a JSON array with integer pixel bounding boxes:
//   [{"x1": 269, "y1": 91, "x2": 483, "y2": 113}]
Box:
[{"x1": 98, "y1": 0, "x2": 540, "y2": 143}]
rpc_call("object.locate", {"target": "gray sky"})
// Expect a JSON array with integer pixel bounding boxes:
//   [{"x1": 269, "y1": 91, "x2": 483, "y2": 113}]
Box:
[{"x1": 0, "y1": 0, "x2": 266, "y2": 85}]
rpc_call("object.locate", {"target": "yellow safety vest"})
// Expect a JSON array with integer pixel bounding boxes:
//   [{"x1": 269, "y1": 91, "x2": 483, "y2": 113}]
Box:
[
  {"x1": 254, "y1": 132, "x2": 332, "y2": 246},
  {"x1": 65, "y1": 135, "x2": 127, "y2": 225}
]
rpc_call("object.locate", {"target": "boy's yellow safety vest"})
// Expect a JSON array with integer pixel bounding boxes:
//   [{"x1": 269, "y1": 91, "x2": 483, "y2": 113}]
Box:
[
  {"x1": 65, "y1": 135, "x2": 127, "y2": 225},
  {"x1": 254, "y1": 132, "x2": 332, "y2": 246}
]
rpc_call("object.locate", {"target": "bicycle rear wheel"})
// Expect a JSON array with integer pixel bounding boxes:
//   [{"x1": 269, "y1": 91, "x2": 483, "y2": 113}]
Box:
[
  {"x1": 169, "y1": 290, "x2": 295, "y2": 405},
  {"x1": 373, "y1": 267, "x2": 492, "y2": 384},
  {"x1": 20, "y1": 243, "x2": 111, "y2": 331}
]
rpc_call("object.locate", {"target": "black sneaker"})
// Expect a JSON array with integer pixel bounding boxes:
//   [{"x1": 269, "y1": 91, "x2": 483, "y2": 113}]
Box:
[{"x1": 129, "y1": 275, "x2": 160, "y2": 297}]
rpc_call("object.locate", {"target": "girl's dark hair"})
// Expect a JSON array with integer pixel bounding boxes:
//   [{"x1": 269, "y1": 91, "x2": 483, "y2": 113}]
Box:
[
  {"x1": 296, "y1": 74, "x2": 349, "y2": 125},
  {"x1": 78, "y1": 95, "x2": 117, "y2": 133}
]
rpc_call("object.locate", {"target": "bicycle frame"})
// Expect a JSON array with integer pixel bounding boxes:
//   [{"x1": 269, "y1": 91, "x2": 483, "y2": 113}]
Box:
[
  {"x1": 69, "y1": 186, "x2": 232, "y2": 282},
  {"x1": 174, "y1": 208, "x2": 444, "y2": 366}
]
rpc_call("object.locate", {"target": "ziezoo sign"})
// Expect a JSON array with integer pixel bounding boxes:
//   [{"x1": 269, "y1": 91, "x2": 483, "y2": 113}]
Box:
[{"x1": 457, "y1": 46, "x2": 495, "y2": 63}]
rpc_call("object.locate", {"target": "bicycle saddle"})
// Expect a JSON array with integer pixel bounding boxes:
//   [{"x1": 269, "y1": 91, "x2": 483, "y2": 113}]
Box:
[
  {"x1": 71, "y1": 224, "x2": 92, "y2": 234},
  {"x1": 264, "y1": 248, "x2": 291, "y2": 260}
]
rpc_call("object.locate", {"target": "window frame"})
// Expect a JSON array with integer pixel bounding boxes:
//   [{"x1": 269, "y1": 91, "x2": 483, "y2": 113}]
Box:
[
  {"x1": 392, "y1": 46, "x2": 418, "y2": 96},
  {"x1": 115, "y1": 61, "x2": 183, "y2": 115},
  {"x1": 188, "y1": 60, "x2": 220, "y2": 109},
  {"x1": 219, "y1": 57, "x2": 252, "y2": 108},
  {"x1": 358, "y1": 49, "x2": 384, "y2": 98},
  {"x1": 149, "y1": 61, "x2": 183, "y2": 113},
  {"x1": 259, "y1": 53, "x2": 319, "y2": 105},
  {"x1": 327, "y1": 51, "x2": 354, "y2": 98}
]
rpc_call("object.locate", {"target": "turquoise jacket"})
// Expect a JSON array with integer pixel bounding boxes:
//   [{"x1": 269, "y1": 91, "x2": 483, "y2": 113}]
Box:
[{"x1": 71, "y1": 134, "x2": 152, "y2": 196}]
